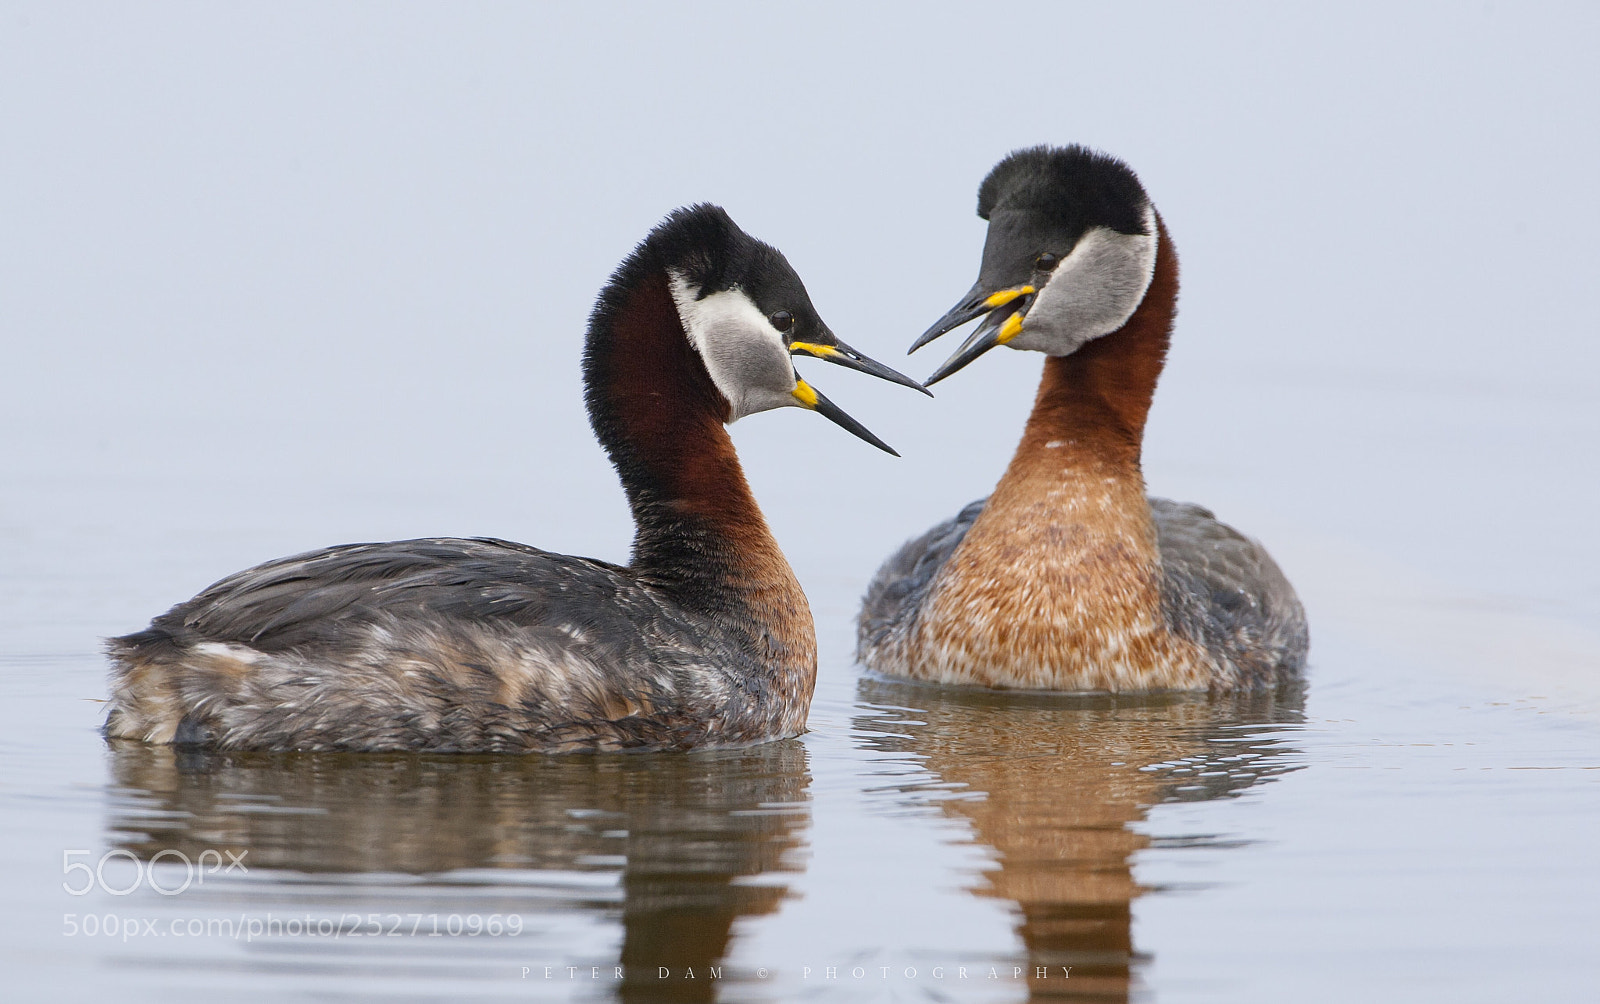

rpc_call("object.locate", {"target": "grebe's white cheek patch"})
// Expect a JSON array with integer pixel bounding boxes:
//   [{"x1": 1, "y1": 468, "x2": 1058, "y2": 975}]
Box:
[
  {"x1": 1012, "y1": 205, "x2": 1159, "y2": 357},
  {"x1": 667, "y1": 272, "x2": 799, "y2": 422}
]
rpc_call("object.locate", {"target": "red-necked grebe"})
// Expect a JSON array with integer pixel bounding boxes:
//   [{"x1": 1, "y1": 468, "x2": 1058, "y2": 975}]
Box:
[
  {"x1": 107, "y1": 204, "x2": 926, "y2": 752},
  {"x1": 858, "y1": 146, "x2": 1307, "y2": 690}
]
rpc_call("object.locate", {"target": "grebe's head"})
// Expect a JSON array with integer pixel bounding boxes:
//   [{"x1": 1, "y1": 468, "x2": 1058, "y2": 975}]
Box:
[
  {"x1": 912, "y1": 146, "x2": 1160, "y2": 385},
  {"x1": 651, "y1": 205, "x2": 923, "y2": 455}
]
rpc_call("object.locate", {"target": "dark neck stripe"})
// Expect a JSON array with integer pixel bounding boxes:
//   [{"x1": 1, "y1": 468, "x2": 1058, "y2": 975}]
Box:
[{"x1": 582, "y1": 263, "x2": 784, "y2": 606}]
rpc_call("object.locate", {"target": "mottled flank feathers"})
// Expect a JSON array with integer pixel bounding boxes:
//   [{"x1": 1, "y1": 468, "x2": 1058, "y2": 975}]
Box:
[
  {"x1": 1150, "y1": 499, "x2": 1308, "y2": 686},
  {"x1": 108, "y1": 538, "x2": 812, "y2": 753}
]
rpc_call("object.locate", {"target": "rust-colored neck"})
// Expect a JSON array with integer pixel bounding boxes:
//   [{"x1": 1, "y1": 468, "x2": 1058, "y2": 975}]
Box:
[
  {"x1": 1018, "y1": 216, "x2": 1178, "y2": 474},
  {"x1": 903, "y1": 217, "x2": 1200, "y2": 690},
  {"x1": 585, "y1": 270, "x2": 792, "y2": 597},
  {"x1": 583, "y1": 265, "x2": 815, "y2": 720},
  {"x1": 588, "y1": 270, "x2": 787, "y2": 585}
]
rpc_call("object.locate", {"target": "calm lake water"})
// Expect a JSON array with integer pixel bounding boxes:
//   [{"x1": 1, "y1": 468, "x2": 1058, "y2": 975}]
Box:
[
  {"x1": 4, "y1": 4, "x2": 1599, "y2": 1001},
  {"x1": 2, "y1": 491, "x2": 1597, "y2": 1002}
]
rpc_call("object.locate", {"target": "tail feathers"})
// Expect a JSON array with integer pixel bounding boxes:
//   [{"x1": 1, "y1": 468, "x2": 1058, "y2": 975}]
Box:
[
  {"x1": 108, "y1": 624, "x2": 185, "y2": 663},
  {"x1": 103, "y1": 627, "x2": 206, "y2": 745}
]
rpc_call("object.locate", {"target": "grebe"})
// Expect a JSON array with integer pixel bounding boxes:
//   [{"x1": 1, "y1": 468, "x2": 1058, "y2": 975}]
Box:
[
  {"x1": 858, "y1": 146, "x2": 1307, "y2": 691},
  {"x1": 107, "y1": 204, "x2": 925, "y2": 752}
]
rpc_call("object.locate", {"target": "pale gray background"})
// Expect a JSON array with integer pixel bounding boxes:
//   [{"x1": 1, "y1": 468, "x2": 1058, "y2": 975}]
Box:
[
  {"x1": 2, "y1": 3, "x2": 1598, "y2": 1002},
  {"x1": 5, "y1": 2, "x2": 1596, "y2": 639}
]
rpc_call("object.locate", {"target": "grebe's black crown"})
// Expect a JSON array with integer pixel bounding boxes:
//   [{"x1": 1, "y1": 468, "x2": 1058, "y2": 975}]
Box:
[
  {"x1": 642, "y1": 204, "x2": 810, "y2": 308},
  {"x1": 977, "y1": 145, "x2": 1151, "y2": 236},
  {"x1": 584, "y1": 203, "x2": 818, "y2": 367}
]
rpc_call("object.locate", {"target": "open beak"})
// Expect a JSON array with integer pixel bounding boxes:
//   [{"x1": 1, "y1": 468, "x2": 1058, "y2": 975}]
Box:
[
  {"x1": 791, "y1": 378, "x2": 899, "y2": 456},
  {"x1": 911, "y1": 284, "x2": 1035, "y2": 386},
  {"x1": 789, "y1": 337, "x2": 932, "y2": 396}
]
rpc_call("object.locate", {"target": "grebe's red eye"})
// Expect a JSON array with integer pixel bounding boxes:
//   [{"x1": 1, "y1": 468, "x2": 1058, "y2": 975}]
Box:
[
  {"x1": 769, "y1": 311, "x2": 794, "y2": 332},
  {"x1": 1035, "y1": 252, "x2": 1060, "y2": 272}
]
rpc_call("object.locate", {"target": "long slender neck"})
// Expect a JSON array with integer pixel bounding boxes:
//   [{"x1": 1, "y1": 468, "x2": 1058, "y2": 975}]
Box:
[
  {"x1": 906, "y1": 218, "x2": 1194, "y2": 689},
  {"x1": 583, "y1": 268, "x2": 795, "y2": 610},
  {"x1": 1015, "y1": 216, "x2": 1177, "y2": 478}
]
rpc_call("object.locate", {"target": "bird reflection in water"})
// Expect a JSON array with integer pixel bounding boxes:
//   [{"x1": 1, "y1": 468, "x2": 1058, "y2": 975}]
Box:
[
  {"x1": 104, "y1": 739, "x2": 809, "y2": 1002},
  {"x1": 855, "y1": 677, "x2": 1305, "y2": 1002}
]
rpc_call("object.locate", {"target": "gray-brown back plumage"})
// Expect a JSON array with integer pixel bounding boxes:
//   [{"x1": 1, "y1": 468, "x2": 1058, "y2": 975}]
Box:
[{"x1": 108, "y1": 538, "x2": 800, "y2": 752}]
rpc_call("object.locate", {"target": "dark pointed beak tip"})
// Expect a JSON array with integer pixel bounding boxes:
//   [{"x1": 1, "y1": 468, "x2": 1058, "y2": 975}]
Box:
[
  {"x1": 805, "y1": 384, "x2": 901, "y2": 457},
  {"x1": 922, "y1": 360, "x2": 968, "y2": 387},
  {"x1": 800, "y1": 339, "x2": 932, "y2": 397},
  {"x1": 907, "y1": 326, "x2": 946, "y2": 355},
  {"x1": 923, "y1": 325, "x2": 1005, "y2": 387},
  {"x1": 910, "y1": 293, "x2": 992, "y2": 355},
  {"x1": 860, "y1": 434, "x2": 902, "y2": 458}
]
